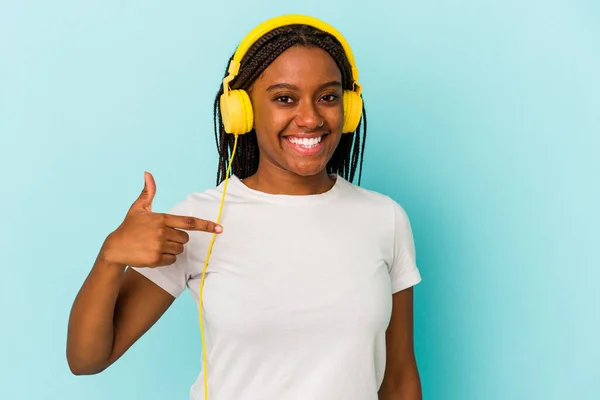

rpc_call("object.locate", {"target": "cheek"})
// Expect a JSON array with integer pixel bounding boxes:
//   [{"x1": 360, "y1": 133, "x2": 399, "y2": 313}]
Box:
[
  {"x1": 254, "y1": 102, "x2": 293, "y2": 139},
  {"x1": 325, "y1": 104, "x2": 344, "y2": 132}
]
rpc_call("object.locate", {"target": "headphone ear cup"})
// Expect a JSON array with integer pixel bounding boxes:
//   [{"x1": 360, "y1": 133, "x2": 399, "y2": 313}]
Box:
[
  {"x1": 342, "y1": 90, "x2": 363, "y2": 133},
  {"x1": 220, "y1": 89, "x2": 254, "y2": 135}
]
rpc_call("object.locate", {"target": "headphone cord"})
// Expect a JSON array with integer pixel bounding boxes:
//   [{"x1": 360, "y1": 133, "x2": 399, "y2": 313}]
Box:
[{"x1": 199, "y1": 133, "x2": 239, "y2": 400}]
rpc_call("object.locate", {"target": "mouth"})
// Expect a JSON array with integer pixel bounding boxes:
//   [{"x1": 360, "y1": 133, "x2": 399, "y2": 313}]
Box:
[{"x1": 283, "y1": 134, "x2": 328, "y2": 156}]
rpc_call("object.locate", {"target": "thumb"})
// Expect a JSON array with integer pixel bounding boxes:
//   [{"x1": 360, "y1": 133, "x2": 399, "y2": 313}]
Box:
[{"x1": 131, "y1": 171, "x2": 156, "y2": 212}]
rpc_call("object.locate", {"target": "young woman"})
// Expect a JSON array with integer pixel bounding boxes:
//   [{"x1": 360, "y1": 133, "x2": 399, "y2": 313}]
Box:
[{"x1": 67, "y1": 14, "x2": 423, "y2": 400}]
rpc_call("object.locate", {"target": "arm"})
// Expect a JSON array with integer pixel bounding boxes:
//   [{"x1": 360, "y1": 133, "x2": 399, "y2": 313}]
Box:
[
  {"x1": 66, "y1": 246, "x2": 175, "y2": 375},
  {"x1": 378, "y1": 286, "x2": 422, "y2": 400},
  {"x1": 66, "y1": 171, "x2": 220, "y2": 375}
]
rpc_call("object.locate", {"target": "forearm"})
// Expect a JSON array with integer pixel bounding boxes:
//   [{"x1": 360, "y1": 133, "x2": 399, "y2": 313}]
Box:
[
  {"x1": 66, "y1": 242, "x2": 126, "y2": 374},
  {"x1": 378, "y1": 372, "x2": 422, "y2": 400}
]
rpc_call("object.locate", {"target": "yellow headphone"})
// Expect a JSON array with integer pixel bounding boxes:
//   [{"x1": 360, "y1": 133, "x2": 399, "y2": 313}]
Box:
[
  {"x1": 219, "y1": 14, "x2": 363, "y2": 135},
  {"x1": 197, "y1": 14, "x2": 363, "y2": 399}
]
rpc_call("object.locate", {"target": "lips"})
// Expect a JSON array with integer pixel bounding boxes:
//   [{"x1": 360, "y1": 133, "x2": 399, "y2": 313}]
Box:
[
  {"x1": 288, "y1": 135, "x2": 322, "y2": 147},
  {"x1": 283, "y1": 134, "x2": 328, "y2": 156}
]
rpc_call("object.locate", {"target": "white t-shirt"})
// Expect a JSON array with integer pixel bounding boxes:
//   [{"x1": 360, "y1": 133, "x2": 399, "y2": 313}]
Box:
[{"x1": 132, "y1": 174, "x2": 422, "y2": 400}]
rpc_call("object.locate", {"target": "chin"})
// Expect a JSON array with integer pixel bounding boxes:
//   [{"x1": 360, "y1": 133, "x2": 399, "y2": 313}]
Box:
[{"x1": 287, "y1": 161, "x2": 329, "y2": 178}]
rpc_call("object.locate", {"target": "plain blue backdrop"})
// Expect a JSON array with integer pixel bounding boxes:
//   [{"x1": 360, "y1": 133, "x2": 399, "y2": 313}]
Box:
[{"x1": 1, "y1": 0, "x2": 598, "y2": 399}]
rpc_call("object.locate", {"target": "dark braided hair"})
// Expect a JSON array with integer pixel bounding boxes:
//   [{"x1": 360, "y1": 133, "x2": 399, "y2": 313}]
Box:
[{"x1": 213, "y1": 24, "x2": 367, "y2": 186}]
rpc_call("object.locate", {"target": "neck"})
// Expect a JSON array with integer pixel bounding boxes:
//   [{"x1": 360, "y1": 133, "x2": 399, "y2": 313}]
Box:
[{"x1": 241, "y1": 163, "x2": 335, "y2": 195}]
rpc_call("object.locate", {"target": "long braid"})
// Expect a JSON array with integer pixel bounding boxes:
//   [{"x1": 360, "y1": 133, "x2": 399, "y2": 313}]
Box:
[{"x1": 214, "y1": 24, "x2": 367, "y2": 186}]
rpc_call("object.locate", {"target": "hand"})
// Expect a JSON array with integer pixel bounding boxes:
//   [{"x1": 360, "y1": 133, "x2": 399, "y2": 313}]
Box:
[{"x1": 100, "y1": 171, "x2": 221, "y2": 268}]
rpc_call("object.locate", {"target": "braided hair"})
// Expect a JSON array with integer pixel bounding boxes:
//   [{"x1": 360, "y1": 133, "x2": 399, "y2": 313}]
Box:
[{"x1": 213, "y1": 24, "x2": 367, "y2": 186}]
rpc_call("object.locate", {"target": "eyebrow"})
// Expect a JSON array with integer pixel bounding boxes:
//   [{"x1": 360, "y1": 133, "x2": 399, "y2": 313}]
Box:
[{"x1": 266, "y1": 80, "x2": 342, "y2": 92}]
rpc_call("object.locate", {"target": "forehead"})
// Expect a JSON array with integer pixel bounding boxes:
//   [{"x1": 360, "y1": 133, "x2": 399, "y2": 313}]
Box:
[{"x1": 254, "y1": 45, "x2": 341, "y2": 87}]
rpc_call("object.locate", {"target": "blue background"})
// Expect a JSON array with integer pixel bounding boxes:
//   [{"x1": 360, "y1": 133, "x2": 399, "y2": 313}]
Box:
[{"x1": 1, "y1": 0, "x2": 598, "y2": 399}]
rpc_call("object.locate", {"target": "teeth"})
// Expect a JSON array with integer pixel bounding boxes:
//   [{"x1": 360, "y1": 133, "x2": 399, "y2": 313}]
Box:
[{"x1": 288, "y1": 136, "x2": 322, "y2": 147}]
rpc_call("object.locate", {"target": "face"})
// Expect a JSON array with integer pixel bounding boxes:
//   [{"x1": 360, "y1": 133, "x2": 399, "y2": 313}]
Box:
[{"x1": 248, "y1": 45, "x2": 344, "y2": 178}]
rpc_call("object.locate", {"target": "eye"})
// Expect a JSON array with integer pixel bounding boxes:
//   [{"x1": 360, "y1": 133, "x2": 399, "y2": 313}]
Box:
[
  {"x1": 274, "y1": 95, "x2": 294, "y2": 104},
  {"x1": 320, "y1": 93, "x2": 339, "y2": 102}
]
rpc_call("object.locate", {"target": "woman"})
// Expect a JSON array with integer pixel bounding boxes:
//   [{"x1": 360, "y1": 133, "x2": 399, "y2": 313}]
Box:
[{"x1": 66, "y1": 14, "x2": 423, "y2": 400}]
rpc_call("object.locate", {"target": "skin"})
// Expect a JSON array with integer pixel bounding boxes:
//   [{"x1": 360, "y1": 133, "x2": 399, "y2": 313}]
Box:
[
  {"x1": 66, "y1": 172, "x2": 221, "y2": 375},
  {"x1": 242, "y1": 45, "x2": 343, "y2": 195},
  {"x1": 378, "y1": 287, "x2": 423, "y2": 399},
  {"x1": 66, "y1": 44, "x2": 421, "y2": 399}
]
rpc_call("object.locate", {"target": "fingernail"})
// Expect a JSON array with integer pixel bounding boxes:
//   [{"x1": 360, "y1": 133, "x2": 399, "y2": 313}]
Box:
[{"x1": 215, "y1": 225, "x2": 223, "y2": 233}]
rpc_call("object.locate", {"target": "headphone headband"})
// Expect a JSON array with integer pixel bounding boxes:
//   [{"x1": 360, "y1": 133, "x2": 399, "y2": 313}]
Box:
[{"x1": 222, "y1": 14, "x2": 361, "y2": 96}]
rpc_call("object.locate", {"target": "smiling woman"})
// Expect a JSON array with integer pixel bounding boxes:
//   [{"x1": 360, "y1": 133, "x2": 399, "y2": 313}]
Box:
[{"x1": 66, "y1": 14, "x2": 422, "y2": 400}]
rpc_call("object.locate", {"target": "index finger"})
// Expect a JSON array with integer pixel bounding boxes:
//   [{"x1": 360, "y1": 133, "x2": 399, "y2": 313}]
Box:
[{"x1": 163, "y1": 214, "x2": 223, "y2": 234}]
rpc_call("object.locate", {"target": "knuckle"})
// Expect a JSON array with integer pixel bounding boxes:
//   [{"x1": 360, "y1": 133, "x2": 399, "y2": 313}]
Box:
[
  {"x1": 165, "y1": 255, "x2": 176, "y2": 266},
  {"x1": 149, "y1": 253, "x2": 162, "y2": 266},
  {"x1": 184, "y1": 217, "x2": 196, "y2": 229},
  {"x1": 148, "y1": 243, "x2": 162, "y2": 263}
]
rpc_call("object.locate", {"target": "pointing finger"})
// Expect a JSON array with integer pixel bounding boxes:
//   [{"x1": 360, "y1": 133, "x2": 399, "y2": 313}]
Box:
[{"x1": 163, "y1": 214, "x2": 223, "y2": 234}]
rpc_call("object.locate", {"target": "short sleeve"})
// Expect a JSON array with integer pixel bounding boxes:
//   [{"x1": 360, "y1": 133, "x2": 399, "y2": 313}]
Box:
[
  {"x1": 130, "y1": 199, "x2": 192, "y2": 298},
  {"x1": 389, "y1": 200, "x2": 422, "y2": 293}
]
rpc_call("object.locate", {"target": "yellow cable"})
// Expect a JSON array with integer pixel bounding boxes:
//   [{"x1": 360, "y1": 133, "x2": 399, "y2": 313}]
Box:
[{"x1": 199, "y1": 134, "x2": 239, "y2": 400}]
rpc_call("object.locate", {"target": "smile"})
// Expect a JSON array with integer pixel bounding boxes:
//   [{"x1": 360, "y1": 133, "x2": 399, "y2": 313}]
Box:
[
  {"x1": 287, "y1": 135, "x2": 323, "y2": 148},
  {"x1": 283, "y1": 134, "x2": 328, "y2": 155}
]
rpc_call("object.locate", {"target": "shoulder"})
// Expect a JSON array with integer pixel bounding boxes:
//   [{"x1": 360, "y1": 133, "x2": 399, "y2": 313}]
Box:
[
  {"x1": 337, "y1": 176, "x2": 406, "y2": 212},
  {"x1": 337, "y1": 177, "x2": 413, "y2": 232}
]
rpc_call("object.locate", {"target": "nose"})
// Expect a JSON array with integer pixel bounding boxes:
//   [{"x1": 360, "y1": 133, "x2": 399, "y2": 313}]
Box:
[{"x1": 294, "y1": 100, "x2": 322, "y2": 130}]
